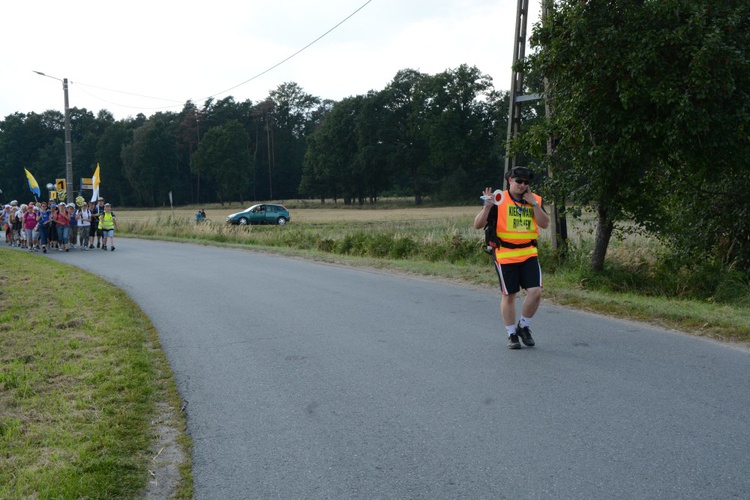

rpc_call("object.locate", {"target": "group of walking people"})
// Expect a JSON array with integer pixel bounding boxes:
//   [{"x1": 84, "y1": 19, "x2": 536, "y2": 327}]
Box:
[{"x1": 2, "y1": 197, "x2": 118, "y2": 253}]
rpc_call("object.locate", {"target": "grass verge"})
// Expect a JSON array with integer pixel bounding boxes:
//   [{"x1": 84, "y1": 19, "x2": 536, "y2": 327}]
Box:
[{"x1": 0, "y1": 249, "x2": 192, "y2": 498}]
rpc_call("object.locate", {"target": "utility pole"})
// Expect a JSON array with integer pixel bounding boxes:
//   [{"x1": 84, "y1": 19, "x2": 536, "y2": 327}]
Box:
[
  {"x1": 34, "y1": 71, "x2": 73, "y2": 204},
  {"x1": 62, "y1": 78, "x2": 73, "y2": 204},
  {"x1": 504, "y1": 1, "x2": 565, "y2": 253},
  {"x1": 505, "y1": 0, "x2": 539, "y2": 177}
]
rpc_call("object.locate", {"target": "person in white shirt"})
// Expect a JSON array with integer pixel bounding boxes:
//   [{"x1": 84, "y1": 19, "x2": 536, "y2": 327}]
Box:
[
  {"x1": 10, "y1": 201, "x2": 21, "y2": 246},
  {"x1": 77, "y1": 203, "x2": 92, "y2": 250}
]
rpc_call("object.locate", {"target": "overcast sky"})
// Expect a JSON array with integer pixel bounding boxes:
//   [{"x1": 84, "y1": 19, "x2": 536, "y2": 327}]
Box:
[{"x1": 2, "y1": 0, "x2": 541, "y2": 120}]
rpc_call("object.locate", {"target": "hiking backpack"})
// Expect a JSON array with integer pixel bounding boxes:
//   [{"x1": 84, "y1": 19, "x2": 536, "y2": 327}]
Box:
[{"x1": 483, "y1": 204, "x2": 499, "y2": 255}]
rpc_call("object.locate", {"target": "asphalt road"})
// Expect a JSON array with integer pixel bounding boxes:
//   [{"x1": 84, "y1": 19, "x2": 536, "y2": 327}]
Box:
[{"x1": 46, "y1": 239, "x2": 750, "y2": 499}]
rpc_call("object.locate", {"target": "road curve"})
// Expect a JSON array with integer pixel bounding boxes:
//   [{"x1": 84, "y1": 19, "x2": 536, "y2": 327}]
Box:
[{"x1": 47, "y1": 239, "x2": 750, "y2": 499}]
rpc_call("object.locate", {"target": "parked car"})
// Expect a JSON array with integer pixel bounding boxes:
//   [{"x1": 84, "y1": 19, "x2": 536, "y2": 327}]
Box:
[{"x1": 226, "y1": 204, "x2": 290, "y2": 226}]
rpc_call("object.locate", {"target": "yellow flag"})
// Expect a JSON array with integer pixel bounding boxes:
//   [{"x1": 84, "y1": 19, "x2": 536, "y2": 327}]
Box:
[{"x1": 90, "y1": 163, "x2": 101, "y2": 202}]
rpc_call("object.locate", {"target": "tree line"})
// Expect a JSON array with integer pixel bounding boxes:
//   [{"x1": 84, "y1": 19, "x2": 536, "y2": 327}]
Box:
[{"x1": 0, "y1": 65, "x2": 510, "y2": 209}]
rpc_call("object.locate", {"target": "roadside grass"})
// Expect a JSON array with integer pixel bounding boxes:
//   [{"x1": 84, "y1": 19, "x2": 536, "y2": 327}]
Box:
[
  {"x1": 118, "y1": 204, "x2": 750, "y2": 344},
  {"x1": 0, "y1": 250, "x2": 192, "y2": 499}
]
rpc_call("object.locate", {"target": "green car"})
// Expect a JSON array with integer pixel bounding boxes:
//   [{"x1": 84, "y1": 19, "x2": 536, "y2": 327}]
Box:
[{"x1": 226, "y1": 204, "x2": 290, "y2": 226}]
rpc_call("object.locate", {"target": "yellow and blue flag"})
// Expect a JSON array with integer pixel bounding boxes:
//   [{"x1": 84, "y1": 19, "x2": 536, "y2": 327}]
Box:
[{"x1": 24, "y1": 168, "x2": 41, "y2": 197}]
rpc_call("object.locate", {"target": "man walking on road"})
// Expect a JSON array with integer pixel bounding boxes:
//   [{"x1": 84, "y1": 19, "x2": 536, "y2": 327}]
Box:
[{"x1": 474, "y1": 166, "x2": 550, "y2": 349}]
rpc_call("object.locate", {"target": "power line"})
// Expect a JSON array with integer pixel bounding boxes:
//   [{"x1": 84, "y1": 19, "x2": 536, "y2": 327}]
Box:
[
  {"x1": 73, "y1": 83, "x2": 184, "y2": 110},
  {"x1": 71, "y1": 0, "x2": 374, "y2": 113},
  {"x1": 206, "y1": 0, "x2": 373, "y2": 100}
]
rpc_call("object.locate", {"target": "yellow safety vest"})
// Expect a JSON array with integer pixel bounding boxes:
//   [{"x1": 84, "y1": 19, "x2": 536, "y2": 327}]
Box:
[
  {"x1": 99, "y1": 212, "x2": 115, "y2": 230},
  {"x1": 494, "y1": 191, "x2": 541, "y2": 264}
]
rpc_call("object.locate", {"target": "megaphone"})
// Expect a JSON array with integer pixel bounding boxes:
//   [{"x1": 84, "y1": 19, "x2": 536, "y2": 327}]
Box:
[{"x1": 480, "y1": 189, "x2": 504, "y2": 205}]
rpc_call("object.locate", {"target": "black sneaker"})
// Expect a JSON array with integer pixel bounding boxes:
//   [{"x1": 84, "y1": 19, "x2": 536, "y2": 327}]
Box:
[
  {"x1": 508, "y1": 334, "x2": 521, "y2": 349},
  {"x1": 516, "y1": 323, "x2": 535, "y2": 347},
  {"x1": 97, "y1": 241, "x2": 101, "y2": 248},
  {"x1": 111, "y1": 246, "x2": 115, "y2": 251}
]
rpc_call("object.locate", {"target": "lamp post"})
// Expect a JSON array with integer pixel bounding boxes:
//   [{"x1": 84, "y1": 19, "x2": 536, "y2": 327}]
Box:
[{"x1": 33, "y1": 71, "x2": 73, "y2": 204}]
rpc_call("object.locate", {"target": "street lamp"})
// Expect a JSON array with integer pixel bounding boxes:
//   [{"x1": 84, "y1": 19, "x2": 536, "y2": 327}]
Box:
[{"x1": 33, "y1": 71, "x2": 73, "y2": 204}]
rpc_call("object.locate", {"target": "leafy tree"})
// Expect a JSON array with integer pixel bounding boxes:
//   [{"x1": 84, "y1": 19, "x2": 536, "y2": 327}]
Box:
[
  {"x1": 298, "y1": 131, "x2": 326, "y2": 202},
  {"x1": 301, "y1": 68, "x2": 505, "y2": 205},
  {"x1": 269, "y1": 82, "x2": 321, "y2": 199},
  {"x1": 70, "y1": 109, "x2": 110, "y2": 193},
  {"x1": 200, "y1": 97, "x2": 246, "y2": 132},
  {"x1": 96, "y1": 120, "x2": 134, "y2": 206},
  {"x1": 121, "y1": 115, "x2": 178, "y2": 206},
  {"x1": 190, "y1": 120, "x2": 252, "y2": 204},
  {"x1": 297, "y1": 99, "x2": 336, "y2": 202},
  {"x1": 0, "y1": 111, "x2": 64, "y2": 201},
  {"x1": 353, "y1": 91, "x2": 396, "y2": 204},
  {"x1": 523, "y1": 0, "x2": 750, "y2": 273},
  {"x1": 300, "y1": 96, "x2": 362, "y2": 204},
  {"x1": 421, "y1": 65, "x2": 500, "y2": 200},
  {"x1": 250, "y1": 99, "x2": 276, "y2": 201},
  {"x1": 647, "y1": 1, "x2": 750, "y2": 274},
  {"x1": 379, "y1": 69, "x2": 431, "y2": 205},
  {"x1": 177, "y1": 102, "x2": 203, "y2": 204},
  {"x1": 523, "y1": 1, "x2": 655, "y2": 271}
]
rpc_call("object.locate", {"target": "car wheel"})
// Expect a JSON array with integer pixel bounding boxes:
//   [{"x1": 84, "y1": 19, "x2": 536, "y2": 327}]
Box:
[
  {"x1": 238, "y1": 217, "x2": 249, "y2": 225},
  {"x1": 277, "y1": 217, "x2": 287, "y2": 226}
]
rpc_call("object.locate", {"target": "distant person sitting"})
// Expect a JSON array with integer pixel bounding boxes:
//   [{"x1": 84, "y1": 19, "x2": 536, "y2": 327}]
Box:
[{"x1": 196, "y1": 209, "x2": 206, "y2": 223}]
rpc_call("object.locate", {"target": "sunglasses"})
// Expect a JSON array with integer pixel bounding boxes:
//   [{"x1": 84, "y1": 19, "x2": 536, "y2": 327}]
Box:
[{"x1": 513, "y1": 178, "x2": 530, "y2": 185}]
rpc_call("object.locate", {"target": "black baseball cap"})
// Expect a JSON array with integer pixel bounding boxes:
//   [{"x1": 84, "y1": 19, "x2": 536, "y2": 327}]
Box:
[{"x1": 505, "y1": 166, "x2": 534, "y2": 181}]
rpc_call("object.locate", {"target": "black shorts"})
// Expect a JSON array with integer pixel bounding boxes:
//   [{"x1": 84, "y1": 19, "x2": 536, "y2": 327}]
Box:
[{"x1": 494, "y1": 256, "x2": 542, "y2": 295}]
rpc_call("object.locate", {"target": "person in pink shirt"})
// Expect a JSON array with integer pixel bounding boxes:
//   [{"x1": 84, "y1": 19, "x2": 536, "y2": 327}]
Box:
[
  {"x1": 23, "y1": 203, "x2": 39, "y2": 252},
  {"x1": 55, "y1": 204, "x2": 71, "y2": 252}
]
